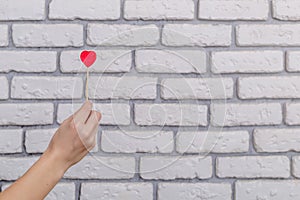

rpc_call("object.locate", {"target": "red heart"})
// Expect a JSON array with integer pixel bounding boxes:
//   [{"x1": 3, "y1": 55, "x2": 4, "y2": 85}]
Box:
[{"x1": 80, "y1": 51, "x2": 97, "y2": 68}]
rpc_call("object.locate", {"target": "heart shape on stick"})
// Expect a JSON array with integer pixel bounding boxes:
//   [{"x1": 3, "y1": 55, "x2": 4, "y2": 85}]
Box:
[
  {"x1": 80, "y1": 50, "x2": 97, "y2": 101},
  {"x1": 80, "y1": 50, "x2": 97, "y2": 67}
]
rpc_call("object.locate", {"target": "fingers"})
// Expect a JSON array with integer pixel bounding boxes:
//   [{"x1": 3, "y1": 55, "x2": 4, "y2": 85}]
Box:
[
  {"x1": 73, "y1": 101, "x2": 93, "y2": 124},
  {"x1": 85, "y1": 111, "x2": 101, "y2": 132}
]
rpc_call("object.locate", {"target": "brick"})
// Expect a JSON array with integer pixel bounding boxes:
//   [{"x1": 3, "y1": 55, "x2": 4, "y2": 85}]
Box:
[
  {"x1": 135, "y1": 104, "x2": 208, "y2": 126},
  {"x1": 49, "y1": 0, "x2": 120, "y2": 20},
  {"x1": 199, "y1": 0, "x2": 268, "y2": 20},
  {"x1": 237, "y1": 24, "x2": 300, "y2": 46},
  {"x1": 124, "y1": 0, "x2": 194, "y2": 20},
  {"x1": 12, "y1": 24, "x2": 83, "y2": 47},
  {"x1": 236, "y1": 180, "x2": 300, "y2": 200},
  {"x1": 25, "y1": 128, "x2": 98, "y2": 153},
  {"x1": 87, "y1": 24, "x2": 159, "y2": 46},
  {"x1": 64, "y1": 156, "x2": 135, "y2": 179},
  {"x1": 89, "y1": 76, "x2": 157, "y2": 99},
  {"x1": 81, "y1": 183, "x2": 152, "y2": 200},
  {"x1": 0, "y1": 51, "x2": 56, "y2": 72},
  {"x1": 0, "y1": 25, "x2": 8, "y2": 46},
  {"x1": 135, "y1": 50, "x2": 206, "y2": 74},
  {"x1": 162, "y1": 24, "x2": 231, "y2": 47},
  {"x1": 44, "y1": 183, "x2": 75, "y2": 200},
  {"x1": 0, "y1": 103, "x2": 53, "y2": 125},
  {"x1": 158, "y1": 183, "x2": 232, "y2": 200},
  {"x1": 216, "y1": 156, "x2": 290, "y2": 178},
  {"x1": 292, "y1": 156, "x2": 300, "y2": 177},
  {"x1": 140, "y1": 156, "x2": 212, "y2": 180},
  {"x1": 101, "y1": 130, "x2": 173, "y2": 153},
  {"x1": 212, "y1": 51, "x2": 284, "y2": 73},
  {"x1": 273, "y1": 0, "x2": 300, "y2": 21},
  {"x1": 161, "y1": 78, "x2": 233, "y2": 100},
  {"x1": 0, "y1": 76, "x2": 8, "y2": 99},
  {"x1": 0, "y1": 157, "x2": 38, "y2": 180},
  {"x1": 25, "y1": 129, "x2": 56, "y2": 153},
  {"x1": 211, "y1": 103, "x2": 282, "y2": 126},
  {"x1": 285, "y1": 103, "x2": 300, "y2": 125},
  {"x1": 254, "y1": 128, "x2": 300, "y2": 152},
  {"x1": 238, "y1": 76, "x2": 300, "y2": 99},
  {"x1": 287, "y1": 51, "x2": 300, "y2": 72},
  {"x1": 0, "y1": 0, "x2": 44, "y2": 20},
  {"x1": 11, "y1": 76, "x2": 83, "y2": 99},
  {"x1": 177, "y1": 131, "x2": 249, "y2": 153},
  {"x1": 60, "y1": 50, "x2": 132, "y2": 73},
  {"x1": 57, "y1": 103, "x2": 130, "y2": 125},
  {"x1": 2, "y1": 182, "x2": 75, "y2": 200},
  {"x1": 0, "y1": 129, "x2": 22, "y2": 153}
]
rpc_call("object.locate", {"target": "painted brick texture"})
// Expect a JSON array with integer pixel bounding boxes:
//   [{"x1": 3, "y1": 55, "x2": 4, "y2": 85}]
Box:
[{"x1": 0, "y1": 0, "x2": 299, "y2": 199}]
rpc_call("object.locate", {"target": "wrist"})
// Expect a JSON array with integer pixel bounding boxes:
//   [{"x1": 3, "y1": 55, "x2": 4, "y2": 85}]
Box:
[{"x1": 43, "y1": 147, "x2": 70, "y2": 176}]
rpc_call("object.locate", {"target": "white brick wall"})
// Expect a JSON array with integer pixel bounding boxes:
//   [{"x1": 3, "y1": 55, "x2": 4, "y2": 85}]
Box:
[
  {"x1": 287, "y1": 51, "x2": 300, "y2": 72},
  {"x1": 135, "y1": 104, "x2": 208, "y2": 126},
  {"x1": 0, "y1": 1, "x2": 299, "y2": 199},
  {"x1": 216, "y1": 156, "x2": 290, "y2": 178},
  {"x1": 162, "y1": 24, "x2": 231, "y2": 46},
  {"x1": 64, "y1": 156, "x2": 135, "y2": 179},
  {"x1": 161, "y1": 78, "x2": 233, "y2": 99},
  {"x1": 236, "y1": 180, "x2": 300, "y2": 200},
  {"x1": 87, "y1": 24, "x2": 159, "y2": 46},
  {"x1": 101, "y1": 130, "x2": 174, "y2": 153},
  {"x1": 0, "y1": 76, "x2": 8, "y2": 99},
  {"x1": 0, "y1": 103, "x2": 53, "y2": 125},
  {"x1": 273, "y1": 0, "x2": 300, "y2": 21},
  {"x1": 43, "y1": 183, "x2": 76, "y2": 200},
  {"x1": 254, "y1": 128, "x2": 300, "y2": 152},
  {"x1": 0, "y1": 0, "x2": 45, "y2": 20},
  {"x1": 0, "y1": 157, "x2": 38, "y2": 180},
  {"x1": 292, "y1": 156, "x2": 300, "y2": 178},
  {"x1": 0, "y1": 129, "x2": 22, "y2": 153},
  {"x1": 158, "y1": 183, "x2": 232, "y2": 200},
  {"x1": 238, "y1": 76, "x2": 300, "y2": 99},
  {"x1": 11, "y1": 76, "x2": 83, "y2": 99},
  {"x1": 25, "y1": 129, "x2": 56, "y2": 153},
  {"x1": 49, "y1": 0, "x2": 120, "y2": 20},
  {"x1": 212, "y1": 51, "x2": 284, "y2": 73},
  {"x1": 135, "y1": 50, "x2": 206, "y2": 73},
  {"x1": 81, "y1": 183, "x2": 153, "y2": 200},
  {"x1": 140, "y1": 156, "x2": 212, "y2": 180},
  {"x1": 0, "y1": 51, "x2": 56, "y2": 72},
  {"x1": 124, "y1": 0, "x2": 194, "y2": 20},
  {"x1": 211, "y1": 103, "x2": 282, "y2": 126},
  {"x1": 0, "y1": 25, "x2": 8, "y2": 46},
  {"x1": 199, "y1": 0, "x2": 269, "y2": 20},
  {"x1": 176, "y1": 131, "x2": 249, "y2": 153},
  {"x1": 12, "y1": 24, "x2": 83, "y2": 47},
  {"x1": 89, "y1": 76, "x2": 157, "y2": 99},
  {"x1": 237, "y1": 24, "x2": 300, "y2": 46},
  {"x1": 285, "y1": 103, "x2": 300, "y2": 125}
]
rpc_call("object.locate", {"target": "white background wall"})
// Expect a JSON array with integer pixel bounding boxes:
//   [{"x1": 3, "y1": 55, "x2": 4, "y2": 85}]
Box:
[{"x1": 1, "y1": 0, "x2": 300, "y2": 199}]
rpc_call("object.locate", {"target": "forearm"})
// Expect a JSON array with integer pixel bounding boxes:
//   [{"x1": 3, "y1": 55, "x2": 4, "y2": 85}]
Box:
[
  {"x1": 0, "y1": 149, "x2": 69, "y2": 200},
  {"x1": 0, "y1": 101, "x2": 100, "y2": 200}
]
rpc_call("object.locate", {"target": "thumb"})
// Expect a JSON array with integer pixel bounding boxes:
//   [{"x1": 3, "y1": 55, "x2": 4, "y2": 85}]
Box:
[{"x1": 95, "y1": 111, "x2": 102, "y2": 122}]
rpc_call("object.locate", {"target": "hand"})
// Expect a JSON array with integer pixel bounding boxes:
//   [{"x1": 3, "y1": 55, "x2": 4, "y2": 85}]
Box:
[{"x1": 46, "y1": 101, "x2": 101, "y2": 170}]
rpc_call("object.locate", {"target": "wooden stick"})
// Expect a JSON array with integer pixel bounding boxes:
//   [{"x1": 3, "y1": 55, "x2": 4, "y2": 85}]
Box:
[{"x1": 85, "y1": 68, "x2": 89, "y2": 101}]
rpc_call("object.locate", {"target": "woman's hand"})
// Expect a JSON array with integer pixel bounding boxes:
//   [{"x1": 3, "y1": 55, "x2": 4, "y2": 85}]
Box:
[
  {"x1": 46, "y1": 101, "x2": 101, "y2": 170},
  {"x1": 0, "y1": 101, "x2": 101, "y2": 200}
]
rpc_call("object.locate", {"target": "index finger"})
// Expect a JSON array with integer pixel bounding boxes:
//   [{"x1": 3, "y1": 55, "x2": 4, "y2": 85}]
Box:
[{"x1": 73, "y1": 101, "x2": 93, "y2": 124}]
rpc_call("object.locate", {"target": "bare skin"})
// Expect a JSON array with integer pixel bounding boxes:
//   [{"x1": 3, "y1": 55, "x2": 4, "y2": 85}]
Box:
[{"x1": 0, "y1": 101, "x2": 101, "y2": 200}]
